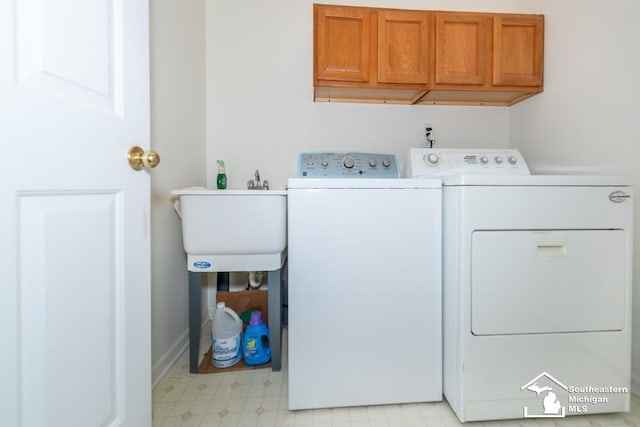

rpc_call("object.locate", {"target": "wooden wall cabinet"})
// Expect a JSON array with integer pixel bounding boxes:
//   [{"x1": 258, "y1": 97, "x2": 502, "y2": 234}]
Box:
[
  {"x1": 419, "y1": 11, "x2": 543, "y2": 105},
  {"x1": 314, "y1": 4, "x2": 544, "y2": 106},
  {"x1": 315, "y1": 5, "x2": 371, "y2": 83},
  {"x1": 314, "y1": 4, "x2": 430, "y2": 104}
]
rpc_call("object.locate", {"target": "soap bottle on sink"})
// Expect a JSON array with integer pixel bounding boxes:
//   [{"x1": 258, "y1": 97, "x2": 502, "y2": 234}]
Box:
[{"x1": 216, "y1": 160, "x2": 227, "y2": 190}]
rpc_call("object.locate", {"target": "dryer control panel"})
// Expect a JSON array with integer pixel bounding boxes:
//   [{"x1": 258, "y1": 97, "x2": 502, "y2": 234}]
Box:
[
  {"x1": 297, "y1": 152, "x2": 400, "y2": 178},
  {"x1": 406, "y1": 148, "x2": 531, "y2": 178}
]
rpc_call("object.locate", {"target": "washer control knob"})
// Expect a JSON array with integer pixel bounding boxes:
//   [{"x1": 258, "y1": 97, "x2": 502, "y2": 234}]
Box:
[
  {"x1": 508, "y1": 156, "x2": 518, "y2": 165},
  {"x1": 382, "y1": 157, "x2": 392, "y2": 168},
  {"x1": 343, "y1": 155, "x2": 355, "y2": 169},
  {"x1": 305, "y1": 156, "x2": 316, "y2": 167},
  {"x1": 426, "y1": 153, "x2": 439, "y2": 166},
  {"x1": 494, "y1": 156, "x2": 504, "y2": 164},
  {"x1": 480, "y1": 156, "x2": 490, "y2": 164},
  {"x1": 369, "y1": 157, "x2": 377, "y2": 167},
  {"x1": 321, "y1": 155, "x2": 330, "y2": 167}
]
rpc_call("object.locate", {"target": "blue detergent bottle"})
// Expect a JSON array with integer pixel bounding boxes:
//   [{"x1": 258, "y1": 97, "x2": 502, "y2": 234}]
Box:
[{"x1": 242, "y1": 311, "x2": 271, "y2": 366}]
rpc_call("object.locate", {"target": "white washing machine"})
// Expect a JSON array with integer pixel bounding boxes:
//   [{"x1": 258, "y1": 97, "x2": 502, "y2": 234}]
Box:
[
  {"x1": 407, "y1": 148, "x2": 633, "y2": 422},
  {"x1": 287, "y1": 152, "x2": 442, "y2": 410}
]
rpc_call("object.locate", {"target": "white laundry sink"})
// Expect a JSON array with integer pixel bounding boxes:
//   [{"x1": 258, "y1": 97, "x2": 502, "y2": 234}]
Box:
[{"x1": 171, "y1": 188, "x2": 287, "y2": 272}]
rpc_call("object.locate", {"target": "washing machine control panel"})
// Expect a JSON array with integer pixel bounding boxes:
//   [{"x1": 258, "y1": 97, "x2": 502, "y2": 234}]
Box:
[
  {"x1": 406, "y1": 148, "x2": 531, "y2": 177},
  {"x1": 297, "y1": 152, "x2": 400, "y2": 178}
]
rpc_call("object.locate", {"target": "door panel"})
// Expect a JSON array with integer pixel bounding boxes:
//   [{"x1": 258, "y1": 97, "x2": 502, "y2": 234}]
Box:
[
  {"x1": 18, "y1": 192, "x2": 124, "y2": 426},
  {"x1": 15, "y1": 0, "x2": 124, "y2": 114},
  {"x1": 315, "y1": 5, "x2": 370, "y2": 82},
  {"x1": 434, "y1": 13, "x2": 487, "y2": 85},
  {"x1": 378, "y1": 10, "x2": 429, "y2": 84},
  {"x1": 472, "y1": 230, "x2": 626, "y2": 335},
  {"x1": 493, "y1": 15, "x2": 544, "y2": 86}
]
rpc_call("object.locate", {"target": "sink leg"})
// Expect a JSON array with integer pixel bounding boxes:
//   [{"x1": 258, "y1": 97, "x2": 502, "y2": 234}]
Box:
[
  {"x1": 188, "y1": 271, "x2": 202, "y2": 374},
  {"x1": 268, "y1": 265, "x2": 284, "y2": 372}
]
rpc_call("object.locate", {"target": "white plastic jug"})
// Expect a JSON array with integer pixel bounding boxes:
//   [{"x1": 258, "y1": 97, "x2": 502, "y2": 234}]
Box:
[{"x1": 212, "y1": 302, "x2": 242, "y2": 368}]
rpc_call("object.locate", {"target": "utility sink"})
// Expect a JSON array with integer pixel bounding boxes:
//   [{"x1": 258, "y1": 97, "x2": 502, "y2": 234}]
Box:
[{"x1": 171, "y1": 188, "x2": 287, "y2": 272}]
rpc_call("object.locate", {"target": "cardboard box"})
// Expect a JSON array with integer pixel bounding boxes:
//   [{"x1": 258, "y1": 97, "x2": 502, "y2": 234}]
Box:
[{"x1": 216, "y1": 289, "x2": 268, "y2": 325}]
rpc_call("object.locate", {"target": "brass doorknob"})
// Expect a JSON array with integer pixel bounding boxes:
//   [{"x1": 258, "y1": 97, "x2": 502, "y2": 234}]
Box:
[{"x1": 128, "y1": 146, "x2": 160, "y2": 171}]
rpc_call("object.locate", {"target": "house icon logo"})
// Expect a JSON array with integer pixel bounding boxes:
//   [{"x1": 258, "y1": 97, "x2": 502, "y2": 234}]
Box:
[{"x1": 521, "y1": 372, "x2": 568, "y2": 418}]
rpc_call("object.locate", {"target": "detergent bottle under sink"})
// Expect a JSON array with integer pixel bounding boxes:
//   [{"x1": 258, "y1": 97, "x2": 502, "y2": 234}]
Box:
[
  {"x1": 212, "y1": 302, "x2": 242, "y2": 368},
  {"x1": 242, "y1": 311, "x2": 271, "y2": 366}
]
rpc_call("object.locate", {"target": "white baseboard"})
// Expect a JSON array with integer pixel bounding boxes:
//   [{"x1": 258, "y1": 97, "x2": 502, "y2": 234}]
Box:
[
  {"x1": 152, "y1": 316, "x2": 212, "y2": 388},
  {"x1": 152, "y1": 328, "x2": 189, "y2": 389}
]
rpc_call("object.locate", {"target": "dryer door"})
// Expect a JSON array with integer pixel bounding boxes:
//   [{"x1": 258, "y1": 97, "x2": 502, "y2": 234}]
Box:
[{"x1": 471, "y1": 229, "x2": 626, "y2": 335}]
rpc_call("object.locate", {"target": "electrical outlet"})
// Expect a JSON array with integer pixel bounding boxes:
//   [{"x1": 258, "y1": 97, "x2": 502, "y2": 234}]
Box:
[{"x1": 424, "y1": 123, "x2": 435, "y2": 147}]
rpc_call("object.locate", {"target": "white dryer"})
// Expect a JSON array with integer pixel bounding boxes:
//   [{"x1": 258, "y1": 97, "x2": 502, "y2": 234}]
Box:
[
  {"x1": 407, "y1": 148, "x2": 633, "y2": 422},
  {"x1": 288, "y1": 152, "x2": 442, "y2": 410}
]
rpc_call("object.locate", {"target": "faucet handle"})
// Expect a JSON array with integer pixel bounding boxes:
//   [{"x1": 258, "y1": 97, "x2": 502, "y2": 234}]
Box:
[
  {"x1": 247, "y1": 180, "x2": 255, "y2": 189},
  {"x1": 263, "y1": 180, "x2": 269, "y2": 190}
]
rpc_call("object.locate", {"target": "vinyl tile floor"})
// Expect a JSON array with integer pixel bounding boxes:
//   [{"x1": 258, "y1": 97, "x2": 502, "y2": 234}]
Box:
[{"x1": 153, "y1": 324, "x2": 640, "y2": 427}]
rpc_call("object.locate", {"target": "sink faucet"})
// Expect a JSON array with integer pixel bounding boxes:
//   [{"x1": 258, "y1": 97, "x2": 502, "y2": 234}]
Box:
[{"x1": 247, "y1": 169, "x2": 269, "y2": 190}]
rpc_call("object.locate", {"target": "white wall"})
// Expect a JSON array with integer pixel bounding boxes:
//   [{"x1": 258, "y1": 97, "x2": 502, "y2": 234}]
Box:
[
  {"x1": 205, "y1": 0, "x2": 534, "y2": 189},
  {"x1": 198, "y1": 0, "x2": 640, "y2": 395},
  {"x1": 150, "y1": 0, "x2": 207, "y2": 385},
  {"x1": 509, "y1": 0, "x2": 640, "y2": 392}
]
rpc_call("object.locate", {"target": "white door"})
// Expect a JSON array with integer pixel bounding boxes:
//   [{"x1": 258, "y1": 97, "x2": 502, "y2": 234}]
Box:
[{"x1": 0, "y1": 1, "x2": 151, "y2": 426}]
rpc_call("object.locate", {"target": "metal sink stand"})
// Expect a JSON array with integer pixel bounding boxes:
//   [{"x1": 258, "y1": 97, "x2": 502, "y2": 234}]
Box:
[{"x1": 187, "y1": 257, "x2": 287, "y2": 374}]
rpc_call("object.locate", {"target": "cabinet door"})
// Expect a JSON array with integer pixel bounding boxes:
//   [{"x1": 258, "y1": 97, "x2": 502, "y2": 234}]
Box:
[
  {"x1": 434, "y1": 13, "x2": 488, "y2": 85},
  {"x1": 315, "y1": 5, "x2": 371, "y2": 82},
  {"x1": 493, "y1": 15, "x2": 544, "y2": 86},
  {"x1": 378, "y1": 10, "x2": 429, "y2": 84}
]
